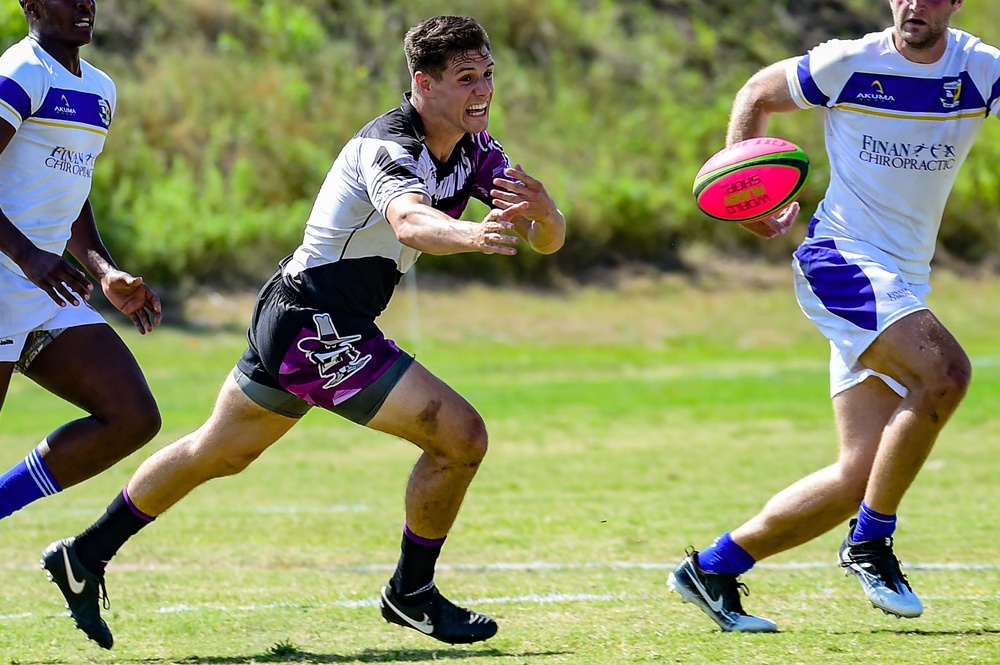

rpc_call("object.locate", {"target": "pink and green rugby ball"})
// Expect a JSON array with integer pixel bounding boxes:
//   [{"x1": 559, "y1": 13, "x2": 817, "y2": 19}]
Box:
[{"x1": 693, "y1": 137, "x2": 810, "y2": 223}]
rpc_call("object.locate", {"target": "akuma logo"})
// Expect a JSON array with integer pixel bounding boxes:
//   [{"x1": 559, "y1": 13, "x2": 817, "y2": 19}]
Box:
[
  {"x1": 856, "y1": 79, "x2": 895, "y2": 103},
  {"x1": 55, "y1": 94, "x2": 76, "y2": 116}
]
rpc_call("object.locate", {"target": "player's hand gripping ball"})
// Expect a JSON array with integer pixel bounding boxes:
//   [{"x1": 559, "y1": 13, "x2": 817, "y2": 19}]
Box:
[{"x1": 693, "y1": 137, "x2": 810, "y2": 223}]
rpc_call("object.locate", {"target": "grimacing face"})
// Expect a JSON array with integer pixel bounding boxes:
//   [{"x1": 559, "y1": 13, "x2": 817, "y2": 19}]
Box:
[{"x1": 422, "y1": 49, "x2": 495, "y2": 137}]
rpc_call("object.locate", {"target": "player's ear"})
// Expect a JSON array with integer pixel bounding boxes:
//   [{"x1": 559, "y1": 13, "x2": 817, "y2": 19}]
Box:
[{"x1": 413, "y1": 70, "x2": 435, "y2": 96}]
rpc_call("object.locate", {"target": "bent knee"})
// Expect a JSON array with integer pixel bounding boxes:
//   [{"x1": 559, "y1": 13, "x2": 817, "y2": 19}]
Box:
[
  {"x1": 434, "y1": 410, "x2": 489, "y2": 468},
  {"x1": 919, "y1": 356, "x2": 972, "y2": 414}
]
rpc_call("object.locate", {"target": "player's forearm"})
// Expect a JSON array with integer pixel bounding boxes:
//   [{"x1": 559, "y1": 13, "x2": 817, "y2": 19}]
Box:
[
  {"x1": 726, "y1": 59, "x2": 800, "y2": 146},
  {"x1": 519, "y1": 210, "x2": 566, "y2": 255},
  {"x1": 66, "y1": 200, "x2": 118, "y2": 279},
  {"x1": 0, "y1": 211, "x2": 40, "y2": 267},
  {"x1": 393, "y1": 207, "x2": 486, "y2": 255}
]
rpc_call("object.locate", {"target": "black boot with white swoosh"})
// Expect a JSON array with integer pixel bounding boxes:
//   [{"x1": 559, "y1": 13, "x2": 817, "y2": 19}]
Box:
[
  {"x1": 667, "y1": 547, "x2": 777, "y2": 633},
  {"x1": 41, "y1": 537, "x2": 113, "y2": 649},
  {"x1": 379, "y1": 583, "x2": 498, "y2": 644}
]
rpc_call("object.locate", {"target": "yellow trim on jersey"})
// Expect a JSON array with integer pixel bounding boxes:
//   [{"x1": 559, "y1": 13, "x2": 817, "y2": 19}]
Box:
[
  {"x1": 790, "y1": 73, "x2": 822, "y2": 109},
  {"x1": 24, "y1": 117, "x2": 108, "y2": 137},
  {"x1": 0, "y1": 98, "x2": 23, "y2": 123},
  {"x1": 838, "y1": 104, "x2": 986, "y2": 122}
]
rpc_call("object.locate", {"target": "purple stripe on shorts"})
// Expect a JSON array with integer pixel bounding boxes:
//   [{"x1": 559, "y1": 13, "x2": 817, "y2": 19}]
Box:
[
  {"x1": 794, "y1": 239, "x2": 877, "y2": 331},
  {"x1": 277, "y1": 313, "x2": 403, "y2": 410}
]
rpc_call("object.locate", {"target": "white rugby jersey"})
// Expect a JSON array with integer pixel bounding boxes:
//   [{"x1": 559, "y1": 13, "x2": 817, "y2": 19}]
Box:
[
  {"x1": 788, "y1": 27, "x2": 1000, "y2": 283},
  {"x1": 0, "y1": 37, "x2": 115, "y2": 278}
]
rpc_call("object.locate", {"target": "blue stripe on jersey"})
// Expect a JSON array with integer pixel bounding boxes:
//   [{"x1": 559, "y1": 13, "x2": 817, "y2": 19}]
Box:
[
  {"x1": 0, "y1": 75, "x2": 31, "y2": 121},
  {"x1": 990, "y1": 76, "x2": 1000, "y2": 114},
  {"x1": 837, "y1": 72, "x2": 986, "y2": 114},
  {"x1": 797, "y1": 55, "x2": 830, "y2": 106},
  {"x1": 794, "y1": 239, "x2": 877, "y2": 331},
  {"x1": 35, "y1": 88, "x2": 111, "y2": 129}
]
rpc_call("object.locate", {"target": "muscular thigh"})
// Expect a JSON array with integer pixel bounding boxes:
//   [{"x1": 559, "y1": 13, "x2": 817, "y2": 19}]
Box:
[
  {"x1": 366, "y1": 360, "x2": 481, "y2": 454},
  {"x1": 25, "y1": 323, "x2": 153, "y2": 416}
]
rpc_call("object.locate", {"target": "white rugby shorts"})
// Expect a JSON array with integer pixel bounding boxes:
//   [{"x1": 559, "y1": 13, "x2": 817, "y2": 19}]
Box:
[
  {"x1": 792, "y1": 236, "x2": 930, "y2": 398},
  {"x1": 0, "y1": 265, "x2": 105, "y2": 363}
]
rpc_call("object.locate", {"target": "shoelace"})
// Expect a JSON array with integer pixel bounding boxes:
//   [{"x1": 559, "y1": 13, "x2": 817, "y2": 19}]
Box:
[
  {"x1": 98, "y1": 576, "x2": 111, "y2": 611},
  {"x1": 842, "y1": 541, "x2": 913, "y2": 592}
]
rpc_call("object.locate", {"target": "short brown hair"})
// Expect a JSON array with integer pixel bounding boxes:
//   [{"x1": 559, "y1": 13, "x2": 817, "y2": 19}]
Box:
[{"x1": 404, "y1": 16, "x2": 491, "y2": 80}]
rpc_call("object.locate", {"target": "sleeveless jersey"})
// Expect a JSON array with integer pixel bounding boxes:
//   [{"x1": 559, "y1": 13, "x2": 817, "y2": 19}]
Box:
[
  {"x1": 0, "y1": 37, "x2": 115, "y2": 278},
  {"x1": 787, "y1": 27, "x2": 1000, "y2": 283},
  {"x1": 283, "y1": 95, "x2": 510, "y2": 319}
]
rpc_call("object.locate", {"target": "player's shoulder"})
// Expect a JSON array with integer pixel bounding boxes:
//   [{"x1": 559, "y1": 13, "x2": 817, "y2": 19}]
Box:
[
  {"x1": 949, "y1": 28, "x2": 1000, "y2": 61},
  {"x1": 355, "y1": 105, "x2": 425, "y2": 160},
  {"x1": 808, "y1": 27, "x2": 894, "y2": 63},
  {"x1": 0, "y1": 37, "x2": 48, "y2": 77},
  {"x1": 80, "y1": 59, "x2": 115, "y2": 88}
]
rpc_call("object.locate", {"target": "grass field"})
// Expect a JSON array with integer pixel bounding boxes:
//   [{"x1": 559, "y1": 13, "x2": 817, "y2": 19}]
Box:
[{"x1": 1, "y1": 263, "x2": 999, "y2": 664}]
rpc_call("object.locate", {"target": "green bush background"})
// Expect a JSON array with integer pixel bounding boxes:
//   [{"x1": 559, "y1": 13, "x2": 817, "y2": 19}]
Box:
[{"x1": 3, "y1": 0, "x2": 999, "y2": 288}]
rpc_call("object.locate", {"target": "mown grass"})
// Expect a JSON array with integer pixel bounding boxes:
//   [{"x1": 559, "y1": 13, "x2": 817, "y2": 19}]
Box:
[{"x1": 1, "y1": 266, "x2": 998, "y2": 663}]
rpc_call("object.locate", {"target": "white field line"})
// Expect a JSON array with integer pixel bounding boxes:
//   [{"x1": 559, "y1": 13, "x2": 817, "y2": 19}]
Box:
[{"x1": 3, "y1": 560, "x2": 998, "y2": 622}]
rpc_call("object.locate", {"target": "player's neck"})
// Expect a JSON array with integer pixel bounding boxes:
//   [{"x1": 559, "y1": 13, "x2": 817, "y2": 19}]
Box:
[
  {"x1": 893, "y1": 31, "x2": 949, "y2": 64},
  {"x1": 420, "y1": 122, "x2": 463, "y2": 163},
  {"x1": 29, "y1": 34, "x2": 82, "y2": 76}
]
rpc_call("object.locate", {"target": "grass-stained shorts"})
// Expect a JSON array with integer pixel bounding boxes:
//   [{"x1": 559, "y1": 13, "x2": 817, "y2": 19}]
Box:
[
  {"x1": 792, "y1": 235, "x2": 930, "y2": 398},
  {"x1": 0, "y1": 265, "x2": 105, "y2": 368},
  {"x1": 234, "y1": 271, "x2": 414, "y2": 424}
]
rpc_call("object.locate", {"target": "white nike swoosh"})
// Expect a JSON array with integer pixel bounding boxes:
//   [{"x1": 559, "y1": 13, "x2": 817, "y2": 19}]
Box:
[
  {"x1": 62, "y1": 545, "x2": 86, "y2": 595},
  {"x1": 687, "y1": 567, "x2": 724, "y2": 613},
  {"x1": 383, "y1": 589, "x2": 434, "y2": 634}
]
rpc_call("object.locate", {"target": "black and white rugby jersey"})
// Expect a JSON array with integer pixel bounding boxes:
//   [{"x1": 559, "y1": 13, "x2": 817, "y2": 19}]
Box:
[{"x1": 283, "y1": 95, "x2": 510, "y2": 318}]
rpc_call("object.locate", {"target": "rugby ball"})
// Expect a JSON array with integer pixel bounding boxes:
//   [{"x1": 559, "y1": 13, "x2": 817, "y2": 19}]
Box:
[{"x1": 693, "y1": 137, "x2": 810, "y2": 223}]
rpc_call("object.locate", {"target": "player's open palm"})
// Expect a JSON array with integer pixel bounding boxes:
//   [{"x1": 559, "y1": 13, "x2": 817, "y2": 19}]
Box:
[
  {"x1": 102, "y1": 268, "x2": 162, "y2": 334},
  {"x1": 491, "y1": 164, "x2": 559, "y2": 227}
]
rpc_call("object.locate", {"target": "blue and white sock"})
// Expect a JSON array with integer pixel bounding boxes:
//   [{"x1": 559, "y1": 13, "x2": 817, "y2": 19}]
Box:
[
  {"x1": 696, "y1": 532, "x2": 756, "y2": 576},
  {"x1": 851, "y1": 501, "x2": 897, "y2": 543},
  {"x1": 0, "y1": 447, "x2": 62, "y2": 520}
]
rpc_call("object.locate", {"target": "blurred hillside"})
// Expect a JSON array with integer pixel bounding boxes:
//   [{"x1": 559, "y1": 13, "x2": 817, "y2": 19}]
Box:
[{"x1": 2, "y1": 1, "x2": 999, "y2": 289}]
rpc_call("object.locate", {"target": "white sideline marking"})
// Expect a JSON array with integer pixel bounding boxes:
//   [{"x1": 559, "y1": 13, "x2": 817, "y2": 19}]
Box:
[
  {"x1": 4, "y1": 561, "x2": 996, "y2": 623},
  {"x1": 336, "y1": 561, "x2": 1000, "y2": 573}
]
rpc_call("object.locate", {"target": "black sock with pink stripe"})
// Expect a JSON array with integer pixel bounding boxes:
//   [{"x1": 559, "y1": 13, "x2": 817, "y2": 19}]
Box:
[
  {"x1": 390, "y1": 524, "x2": 445, "y2": 604},
  {"x1": 74, "y1": 487, "x2": 156, "y2": 575}
]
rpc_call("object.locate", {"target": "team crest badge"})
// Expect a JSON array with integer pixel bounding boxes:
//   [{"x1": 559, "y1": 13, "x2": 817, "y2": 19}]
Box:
[{"x1": 297, "y1": 314, "x2": 371, "y2": 389}]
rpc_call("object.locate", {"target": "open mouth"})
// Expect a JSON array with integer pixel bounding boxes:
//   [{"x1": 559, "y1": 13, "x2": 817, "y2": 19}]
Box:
[
  {"x1": 466, "y1": 102, "x2": 488, "y2": 117},
  {"x1": 74, "y1": 17, "x2": 94, "y2": 30}
]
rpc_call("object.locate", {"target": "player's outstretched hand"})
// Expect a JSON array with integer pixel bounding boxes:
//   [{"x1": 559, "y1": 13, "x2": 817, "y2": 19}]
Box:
[
  {"x1": 491, "y1": 164, "x2": 565, "y2": 254},
  {"x1": 739, "y1": 202, "x2": 800, "y2": 239},
  {"x1": 491, "y1": 165, "x2": 560, "y2": 225},
  {"x1": 19, "y1": 248, "x2": 93, "y2": 307},
  {"x1": 477, "y1": 202, "x2": 529, "y2": 255},
  {"x1": 102, "y1": 269, "x2": 162, "y2": 334}
]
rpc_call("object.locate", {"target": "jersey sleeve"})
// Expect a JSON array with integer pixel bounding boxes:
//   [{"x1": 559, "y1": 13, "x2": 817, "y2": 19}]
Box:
[
  {"x1": 470, "y1": 132, "x2": 511, "y2": 207},
  {"x1": 356, "y1": 137, "x2": 433, "y2": 216},
  {"x1": 787, "y1": 39, "x2": 853, "y2": 110},
  {"x1": 0, "y1": 48, "x2": 45, "y2": 130},
  {"x1": 981, "y1": 47, "x2": 1000, "y2": 120}
]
